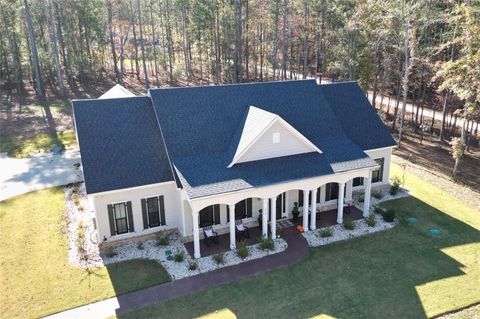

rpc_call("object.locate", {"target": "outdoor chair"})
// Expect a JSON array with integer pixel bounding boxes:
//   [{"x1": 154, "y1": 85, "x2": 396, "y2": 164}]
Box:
[
  {"x1": 203, "y1": 226, "x2": 219, "y2": 247},
  {"x1": 235, "y1": 220, "x2": 250, "y2": 239}
]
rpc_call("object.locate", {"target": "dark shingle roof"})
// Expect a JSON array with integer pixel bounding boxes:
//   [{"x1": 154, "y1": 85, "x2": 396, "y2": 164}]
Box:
[
  {"x1": 319, "y1": 82, "x2": 396, "y2": 150},
  {"x1": 72, "y1": 96, "x2": 174, "y2": 194},
  {"x1": 149, "y1": 80, "x2": 379, "y2": 199}
]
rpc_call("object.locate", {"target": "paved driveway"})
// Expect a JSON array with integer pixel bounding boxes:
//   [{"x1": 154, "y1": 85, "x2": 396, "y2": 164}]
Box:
[{"x1": 0, "y1": 149, "x2": 83, "y2": 201}]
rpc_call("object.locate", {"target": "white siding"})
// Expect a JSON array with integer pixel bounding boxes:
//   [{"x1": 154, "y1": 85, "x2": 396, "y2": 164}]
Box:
[
  {"x1": 237, "y1": 121, "x2": 314, "y2": 163},
  {"x1": 92, "y1": 182, "x2": 182, "y2": 242}
]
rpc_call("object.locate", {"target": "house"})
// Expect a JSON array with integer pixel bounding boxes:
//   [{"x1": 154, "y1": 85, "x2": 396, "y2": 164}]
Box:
[{"x1": 72, "y1": 80, "x2": 396, "y2": 258}]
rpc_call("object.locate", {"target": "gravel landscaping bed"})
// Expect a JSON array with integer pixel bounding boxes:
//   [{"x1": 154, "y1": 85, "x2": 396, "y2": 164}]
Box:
[
  {"x1": 100, "y1": 235, "x2": 287, "y2": 280},
  {"x1": 302, "y1": 214, "x2": 396, "y2": 247},
  {"x1": 64, "y1": 185, "x2": 287, "y2": 279}
]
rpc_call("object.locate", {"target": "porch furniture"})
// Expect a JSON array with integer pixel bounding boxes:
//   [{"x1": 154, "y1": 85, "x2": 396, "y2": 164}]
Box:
[
  {"x1": 203, "y1": 226, "x2": 219, "y2": 247},
  {"x1": 235, "y1": 220, "x2": 250, "y2": 239}
]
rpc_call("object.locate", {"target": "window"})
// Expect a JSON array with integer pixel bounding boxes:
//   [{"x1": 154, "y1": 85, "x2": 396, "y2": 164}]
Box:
[
  {"x1": 325, "y1": 183, "x2": 339, "y2": 201},
  {"x1": 199, "y1": 205, "x2": 220, "y2": 227},
  {"x1": 227, "y1": 199, "x2": 252, "y2": 221},
  {"x1": 141, "y1": 196, "x2": 165, "y2": 229},
  {"x1": 372, "y1": 158, "x2": 384, "y2": 183},
  {"x1": 272, "y1": 132, "x2": 280, "y2": 144},
  {"x1": 353, "y1": 177, "x2": 364, "y2": 187},
  {"x1": 113, "y1": 202, "x2": 128, "y2": 234}
]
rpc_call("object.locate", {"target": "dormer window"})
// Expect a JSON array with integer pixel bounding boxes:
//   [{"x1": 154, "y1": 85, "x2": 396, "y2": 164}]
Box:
[{"x1": 272, "y1": 132, "x2": 280, "y2": 144}]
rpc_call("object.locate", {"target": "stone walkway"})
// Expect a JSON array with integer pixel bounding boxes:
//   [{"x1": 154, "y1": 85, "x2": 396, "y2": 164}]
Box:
[{"x1": 44, "y1": 226, "x2": 309, "y2": 319}]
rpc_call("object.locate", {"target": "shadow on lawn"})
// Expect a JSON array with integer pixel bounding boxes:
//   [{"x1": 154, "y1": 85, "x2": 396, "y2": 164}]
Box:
[{"x1": 112, "y1": 195, "x2": 479, "y2": 319}]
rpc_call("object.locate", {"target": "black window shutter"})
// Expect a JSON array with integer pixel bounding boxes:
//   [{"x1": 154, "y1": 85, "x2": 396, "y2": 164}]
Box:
[
  {"x1": 214, "y1": 204, "x2": 220, "y2": 225},
  {"x1": 159, "y1": 196, "x2": 166, "y2": 225},
  {"x1": 246, "y1": 198, "x2": 252, "y2": 217},
  {"x1": 317, "y1": 188, "x2": 321, "y2": 203},
  {"x1": 298, "y1": 190, "x2": 304, "y2": 207},
  {"x1": 141, "y1": 199, "x2": 148, "y2": 229},
  {"x1": 126, "y1": 201, "x2": 134, "y2": 232},
  {"x1": 227, "y1": 205, "x2": 230, "y2": 222},
  {"x1": 107, "y1": 204, "x2": 115, "y2": 236}
]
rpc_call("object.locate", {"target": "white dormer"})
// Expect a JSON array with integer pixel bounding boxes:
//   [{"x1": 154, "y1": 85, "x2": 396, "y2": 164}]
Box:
[{"x1": 228, "y1": 106, "x2": 321, "y2": 167}]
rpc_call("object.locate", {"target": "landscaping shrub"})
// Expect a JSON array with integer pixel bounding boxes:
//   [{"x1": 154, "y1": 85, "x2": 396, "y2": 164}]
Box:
[
  {"x1": 276, "y1": 228, "x2": 282, "y2": 238},
  {"x1": 319, "y1": 227, "x2": 333, "y2": 238},
  {"x1": 105, "y1": 246, "x2": 117, "y2": 258},
  {"x1": 374, "y1": 206, "x2": 386, "y2": 215},
  {"x1": 343, "y1": 217, "x2": 356, "y2": 230},
  {"x1": 76, "y1": 221, "x2": 86, "y2": 254},
  {"x1": 366, "y1": 213, "x2": 376, "y2": 227},
  {"x1": 381, "y1": 209, "x2": 396, "y2": 222},
  {"x1": 390, "y1": 176, "x2": 402, "y2": 195},
  {"x1": 259, "y1": 237, "x2": 275, "y2": 251},
  {"x1": 136, "y1": 242, "x2": 144, "y2": 250},
  {"x1": 173, "y1": 250, "x2": 185, "y2": 263},
  {"x1": 188, "y1": 260, "x2": 198, "y2": 271},
  {"x1": 72, "y1": 193, "x2": 81, "y2": 207},
  {"x1": 212, "y1": 252, "x2": 224, "y2": 265},
  {"x1": 236, "y1": 240, "x2": 249, "y2": 259},
  {"x1": 372, "y1": 190, "x2": 383, "y2": 199},
  {"x1": 156, "y1": 232, "x2": 170, "y2": 246}
]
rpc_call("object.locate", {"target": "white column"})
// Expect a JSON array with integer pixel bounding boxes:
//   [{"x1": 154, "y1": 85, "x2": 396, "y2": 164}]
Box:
[
  {"x1": 270, "y1": 197, "x2": 276, "y2": 238},
  {"x1": 345, "y1": 180, "x2": 353, "y2": 201},
  {"x1": 262, "y1": 198, "x2": 268, "y2": 238},
  {"x1": 337, "y1": 182, "x2": 345, "y2": 224},
  {"x1": 229, "y1": 204, "x2": 236, "y2": 249},
  {"x1": 192, "y1": 211, "x2": 201, "y2": 259},
  {"x1": 310, "y1": 188, "x2": 317, "y2": 230},
  {"x1": 363, "y1": 171, "x2": 372, "y2": 217},
  {"x1": 302, "y1": 190, "x2": 309, "y2": 230}
]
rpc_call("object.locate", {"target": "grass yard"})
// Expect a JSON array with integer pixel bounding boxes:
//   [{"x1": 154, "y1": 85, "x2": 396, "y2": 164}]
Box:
[
  {"x1": 0, "y1": 130, "x2": 77, "y2": 158},
  {"x1": 116, "y1": 164, "x2": 480, "y2": 319},
  {"x1": 0, "y1": 188, "x2": 170, "y2": 319}
]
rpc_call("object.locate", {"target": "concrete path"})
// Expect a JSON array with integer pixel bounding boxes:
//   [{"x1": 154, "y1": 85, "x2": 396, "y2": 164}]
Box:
[
  {"x1": 44, "y1": 227, "x2": 309, "y2": 319},
  {"x1": 0, "y1": 149, "x2": 83, "y2": 201}
]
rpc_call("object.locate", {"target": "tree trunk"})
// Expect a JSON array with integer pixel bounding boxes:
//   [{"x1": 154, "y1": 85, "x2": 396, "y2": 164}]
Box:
[
  {"x1": 24, "y1": 0, "x2": 44, "y2": 100},
  {"x1": 149, "y1": 0, "x2": 159, "y2": 87},
  {"x1": 107, "y1": 0, "x2": 122, "y2": 84},
  {"x1": 302, "y1": 0, "x2": 309, "y2": 79},
  {"x1": 136, "y1": 0, "x2": 149, "y2": 88},
  {"x1": 271, "y1": 1, "x2": 280, "y2": 80},
  {"x1": 281, "y1": 0, "x2": 288, "y2": 80},
  {"x1": 47, "y1": 0, "x2": 65, "y2": 95},
  {"x1": 129, "y1": 0, "x2": 140, "y2": 79}
]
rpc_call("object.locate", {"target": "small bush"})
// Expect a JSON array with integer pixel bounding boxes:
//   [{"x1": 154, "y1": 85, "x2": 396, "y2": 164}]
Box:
[
  {"x1": 76, "y1": 221, "x2": 86, "y2": 253},
  {"x1": 173, "y1": 250, "x2": 185, "y2": 263},
  {"x1": 319, "y1": 227, "x2": 333, "y2": 238},
  {"x1": 381, "y1": 209, "x2": 396, "y2": 222},
  {"x1": 136, "y1": 242, "x2": 144, "y2": 250},
  {"x1": 72, "y1": 193, "x2": 81, "y2": 206},
  {"x1": 275, "y1": 228, "x2": 282, "y2": 238},
  {"x1": 188, "y1": 260, "x2": 198, "y2": 271},
  {"x1": 372, "y1": 190, "x2": 383, "y2": 199},
  {"x1": 236, "y1": 240, "x2": 249, "y2": 259},
  {"x1": 366, "y1": 213, "x2": 376, "y2": 227},
  {"x1": 259, "y1": 237, "x2": 275, "y2": 251},
  {"x1": 105, "y1": 246, "x2": 117, "y2": 258},
  {"x1": 374, "y1": 206, "x2": 386, "y2": 215},
  {"x1": 212, "y1": 252, "x2": 224, "y2": 265},
  {"x1": 390, "y1": 176, "x2": 401, "y2": 195},
  {"x1": 156, "y1": 232, "x2": 170, "y2": 246},
  {"x1": 343, "y1": 217, "x2": 356, "y2": 230}
]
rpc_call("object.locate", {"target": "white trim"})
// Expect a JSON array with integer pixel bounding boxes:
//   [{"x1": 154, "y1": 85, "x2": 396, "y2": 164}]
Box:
[
  {"x1": 228, "y1": 114, "x2": 322, "y2": 168},
  {"x1": 364, "y1": 145, "x2": 396, "y2": 152},
  {"x1": 90, "y1": 181, "x2": 176, "y2": 197}
]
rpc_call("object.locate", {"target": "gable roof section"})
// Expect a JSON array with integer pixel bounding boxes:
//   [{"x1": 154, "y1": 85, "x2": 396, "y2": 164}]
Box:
[
  {"x1": 150, "y1": 80, "x2": 376, "y2": 199},
  {"x1": 228, "y1": 105, "x2": 321, "y2": 167},
  {"x1": 72, "y1": 96, "x2": 174, "y2": 194},
  {"x1": 319, "y1": 82, "x2": 396, "y2": 150}
]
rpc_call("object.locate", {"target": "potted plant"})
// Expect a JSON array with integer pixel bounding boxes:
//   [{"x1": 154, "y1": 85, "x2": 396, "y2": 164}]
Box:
[
  {"x1": 292, "y1": 202, "x2": 300, "y2": 221},
  {"x1": 257, "y1": 209, "x2": 263, "y2": 225}
]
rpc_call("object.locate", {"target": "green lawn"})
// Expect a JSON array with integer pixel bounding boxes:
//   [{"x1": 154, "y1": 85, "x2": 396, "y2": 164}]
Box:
[
  {"x1": 0, "y1": 130, "x2": 77, "y2": 158},
  {"x1": 0, "y1": 188, "x2": 170, "y2": 319},
  {"x1": 117, "y1": 164, "x2": 480, "y2": 319}
]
